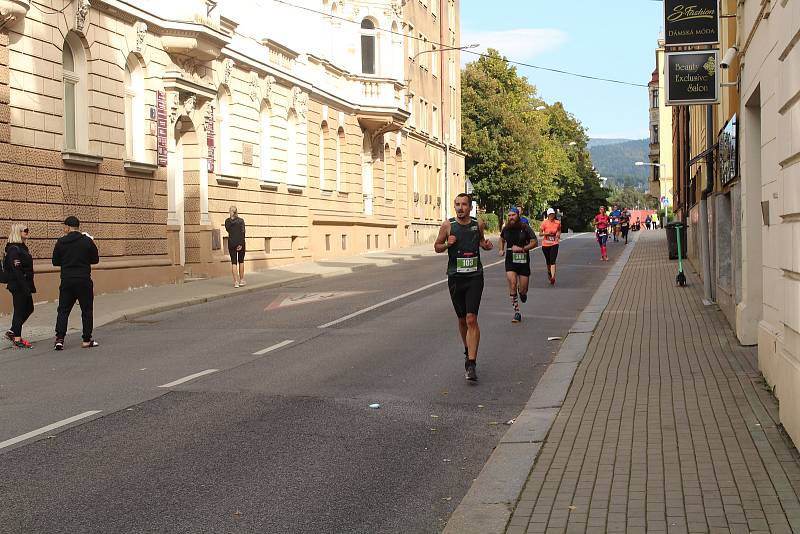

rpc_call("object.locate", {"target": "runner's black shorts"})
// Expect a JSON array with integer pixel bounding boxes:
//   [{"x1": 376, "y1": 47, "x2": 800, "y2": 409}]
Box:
[
  {"x1": 542, "y1": 245, "x2": 559, "y2": 266},
  {"x1": 505, "y1": 259, "x2": 531, "y2": 277},
  {"x1": 448, "y1": 274, "x2": 484, "y2": 318},
  {"x1": 228, "y1": 245, "x2": 246, "y2": 264}
]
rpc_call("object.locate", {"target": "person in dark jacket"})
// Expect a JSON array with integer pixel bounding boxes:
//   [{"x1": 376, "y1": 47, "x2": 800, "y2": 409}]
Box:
[
  {"x1": 52, "y1": 216, "x2": 99, "y2": 350},
  {"x1": 4, "y1": 223, "x2": 36, "y2": 348},
  {"x1": 224, "y1": 205, "x2": 246, "y2": 288}
]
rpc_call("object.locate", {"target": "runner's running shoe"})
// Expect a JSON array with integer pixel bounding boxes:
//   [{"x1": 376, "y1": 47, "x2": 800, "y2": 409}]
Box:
[
  {"x1": 13, "y1": 338, "x2": 31, "y2": 348},
  {"x1": 512, "y1": 312, "x2": 521, "y2": 323},
  {"x1": 465, "y1": 361, "x2": 478, "y2": 381},
  {"x1": 519, "y1": 293, "x2": 527, "y2": 303}
]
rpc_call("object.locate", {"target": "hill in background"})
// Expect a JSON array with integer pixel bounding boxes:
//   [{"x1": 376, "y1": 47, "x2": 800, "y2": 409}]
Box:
[{"x1": 588, "y1": 138, "x2": 650, "y2": 191}]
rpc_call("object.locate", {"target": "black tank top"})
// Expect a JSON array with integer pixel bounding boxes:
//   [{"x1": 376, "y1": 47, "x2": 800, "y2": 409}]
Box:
[{"x1": 447, "y1": 217, "x2": 482, "y2": 277}]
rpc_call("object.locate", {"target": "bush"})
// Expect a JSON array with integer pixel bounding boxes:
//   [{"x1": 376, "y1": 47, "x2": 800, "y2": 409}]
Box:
[{"x1": 478, "y1": 212, "x2": 499, "y2": 233}]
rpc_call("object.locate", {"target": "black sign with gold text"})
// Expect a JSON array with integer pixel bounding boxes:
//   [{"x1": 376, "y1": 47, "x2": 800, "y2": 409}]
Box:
[
  {"x1": 664, "y1": 0, "x2": 719, "y2": 46},
  {"x1": 666, "y1": 51, "x2": 719, "y2": 105}
]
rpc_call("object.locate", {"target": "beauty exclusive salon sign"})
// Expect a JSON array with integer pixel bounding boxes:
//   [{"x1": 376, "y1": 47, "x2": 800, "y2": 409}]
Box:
[
  {"x1": 664, "y1": 0, "x2": 719, "y2": 46},
  {"x1": 666, "y1": 51, "x2": 719, "y2": 105}
]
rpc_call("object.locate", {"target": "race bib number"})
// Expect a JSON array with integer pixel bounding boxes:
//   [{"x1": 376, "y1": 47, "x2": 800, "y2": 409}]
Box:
[
  {"x1": 545, "y1": 235, "x2": 556, "y2": 242},
  {"x1": 457, "y1": 257, "x2": 478, "y2": 273},
  {"x1": 512, "y1": 252, "x2": 527, "y2": 264}
]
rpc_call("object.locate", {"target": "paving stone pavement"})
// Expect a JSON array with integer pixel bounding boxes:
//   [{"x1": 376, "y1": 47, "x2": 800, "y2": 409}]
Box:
[{"x1": 506, "y1": 231, "x2": 800, "y2": 534}]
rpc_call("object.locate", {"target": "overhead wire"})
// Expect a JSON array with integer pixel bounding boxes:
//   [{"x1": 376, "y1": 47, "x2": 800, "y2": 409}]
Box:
[{"x1": 268, "y1": 0, "x2": 649, "y2": 88}]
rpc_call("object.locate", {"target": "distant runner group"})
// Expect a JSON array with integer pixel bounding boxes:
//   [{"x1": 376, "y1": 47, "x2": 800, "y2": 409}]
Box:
[{"x1": 435, "y1": 196, "x2": 650, "y2": 382}]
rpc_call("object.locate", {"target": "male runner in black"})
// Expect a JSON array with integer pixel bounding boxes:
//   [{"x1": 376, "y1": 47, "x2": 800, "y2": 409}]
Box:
[
  {"x1": 499, "y1": 208, "x2": 538, "y2": 323},
  {"x1": 434, "y1": 193, "x2": 494, "y2": 381}
]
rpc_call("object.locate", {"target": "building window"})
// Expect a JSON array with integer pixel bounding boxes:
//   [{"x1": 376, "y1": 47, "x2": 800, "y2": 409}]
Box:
[
  {"x1": 319, "y1": 121, "x2": 328, "y2": 190},
  {"x1": 651, "y1": 89, "x2": 660, "y2": 109},
  {"x1": 431, "y1": 45, "x2": 438, "y2": 77},
  {"x1": 62, "y1": 34, "x2": 88, "y2": 153},
  {"x1": 408, "y1": 92, "x2": 415, "y2": 128},
  {"x1": 216, "y1": 87, "x2": 232, "y2": 174},
  {"x1": 342, "y1": 234, "x2": 347, "y2": 250},
  {"x1": 361, "y1": 19, "x2": 377, "y2": 75},
  {"x1": 336, "y1": 126, "x2": 345, "y2": 191},
  {"x1": 124, "y1": 55, "x2": 145, "y2": 162},
  {"x1": 432, "y1": 105, "x2": 439, "y2": 139},
  {"x1": 652, "y1": 124, "x2": 659, "y2": 143},
  {"x1": 287, "y1": 110, "x2": 298, "y2": 184},
  {"x1": 260, "y1": 103, "x2": 272, "y2": 181},
  {"x1": 407, "y1": 24, "x2": 415, "y2": 59}
]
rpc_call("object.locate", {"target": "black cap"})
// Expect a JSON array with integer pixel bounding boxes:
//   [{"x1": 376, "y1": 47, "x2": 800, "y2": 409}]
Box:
[{"x1": 64, "y1": 216, "x2": 80, "y2": 228}]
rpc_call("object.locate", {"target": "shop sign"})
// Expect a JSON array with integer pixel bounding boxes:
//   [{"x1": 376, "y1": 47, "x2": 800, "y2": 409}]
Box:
[
  {"x1": 719, "y1": 114, "x2": 738, "y2": 186},
  {"x1": 664, "y1": 0, "x2": 719, "y2": 46},
  {"x1": 156, "y1": 91, "x2": 168, "y2": 167},
  {"x1": 666, "y1": 51, "x2": 719, "y2": 105}
]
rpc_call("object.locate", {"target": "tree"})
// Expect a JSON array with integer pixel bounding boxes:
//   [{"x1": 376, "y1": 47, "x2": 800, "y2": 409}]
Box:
[{"x1": 607, "y1": 187, "x2": 659, "y2": 210}]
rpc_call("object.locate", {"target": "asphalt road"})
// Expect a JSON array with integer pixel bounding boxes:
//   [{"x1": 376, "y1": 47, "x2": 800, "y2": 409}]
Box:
[{"x1": 0, "y1": 232, "x2": 626, "y2": 534}]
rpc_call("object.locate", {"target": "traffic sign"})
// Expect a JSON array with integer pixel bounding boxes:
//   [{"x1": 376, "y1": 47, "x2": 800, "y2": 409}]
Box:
[{"x1": 661, "y1": 196, "x2": 670, "y2": 206}]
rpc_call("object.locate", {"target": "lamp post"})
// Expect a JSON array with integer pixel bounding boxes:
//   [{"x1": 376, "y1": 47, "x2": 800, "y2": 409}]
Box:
[{"x1": 635, "y1": 161, "x2": 668, "y2": 224}]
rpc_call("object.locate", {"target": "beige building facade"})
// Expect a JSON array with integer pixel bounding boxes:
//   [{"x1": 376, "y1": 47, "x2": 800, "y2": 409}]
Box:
[
  {"x1": 741, "y1": 0, "x2": 800, "y2": 443},
  {"x1": 648, "y1": 42, "x2": 675, "y2": 205},
  {"x1": 0, "y1": 0, "x2": 464, "y2": 313}
]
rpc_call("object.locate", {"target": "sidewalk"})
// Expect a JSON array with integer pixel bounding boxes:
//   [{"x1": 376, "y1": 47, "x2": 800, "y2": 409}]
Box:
[
  {"x1": 506, "y1": 231, "x2": 800, "y2": 533},
  {"x1": 1, "y1": 244, "x2": 437, "y2": 346}
]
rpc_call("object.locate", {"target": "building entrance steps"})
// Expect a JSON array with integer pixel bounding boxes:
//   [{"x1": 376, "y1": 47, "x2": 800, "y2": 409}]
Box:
[
  {"x1": 0, "y1": 244, "x2": 438, "y2": 348},
  {"x1": 503, "y1": 231, "x2": 800, "y2": 534}
]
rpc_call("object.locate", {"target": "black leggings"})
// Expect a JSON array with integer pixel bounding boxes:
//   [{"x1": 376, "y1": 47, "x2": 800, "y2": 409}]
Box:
[
  {"x1": 10, "y1": 292, "x2": 34, "y2": 337},
  {"x1": 542, "y1": 245, "x2": 559, "y2": 266}
]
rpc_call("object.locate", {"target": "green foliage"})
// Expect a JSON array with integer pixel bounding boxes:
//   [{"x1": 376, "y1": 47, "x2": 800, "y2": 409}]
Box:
[
  {"x1": 587, "y1": 139, "x2": 650, "y2": 190},
  {"x1": 478, "y1": 212, "x2": 499, "y2": 233},
  {"x1": 461, "y1": 49, "x2": 615, "y2": 231}
]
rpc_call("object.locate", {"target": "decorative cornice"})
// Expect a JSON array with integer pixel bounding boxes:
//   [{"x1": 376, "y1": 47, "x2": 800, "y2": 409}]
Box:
[{"x1": 74, "y1": 0, "x2": 91, "y2": 36}]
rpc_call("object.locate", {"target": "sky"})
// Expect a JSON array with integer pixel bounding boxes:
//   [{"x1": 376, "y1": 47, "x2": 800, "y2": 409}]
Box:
[{"x1": 461, "y1": 0, "x2": 664, "y2": 140}]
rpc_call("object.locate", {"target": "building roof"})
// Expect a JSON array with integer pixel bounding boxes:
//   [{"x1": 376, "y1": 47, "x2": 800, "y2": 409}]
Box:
[{"x1": 650, "y1": 68, "x2": 659, "y2": 84}]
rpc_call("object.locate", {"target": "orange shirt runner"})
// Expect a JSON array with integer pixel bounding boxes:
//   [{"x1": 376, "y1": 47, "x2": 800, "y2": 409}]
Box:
[{"x1": 540, "y1": 219, "x2": 561, "y2": 246}]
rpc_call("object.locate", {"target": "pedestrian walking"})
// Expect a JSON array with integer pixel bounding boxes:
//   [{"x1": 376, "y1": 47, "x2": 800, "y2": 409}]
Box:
[
  {"x1": 620, "y1": 210, "x2": 631, "y2": 244},
  {"x1": 3, "y1": 223, "x2": 36, "y2": 348},
  {"x1": 224, "y1": 205, "x2": 246, "y2": 288},
  {"x1": 434, "y1": 193, "x2": 494, "y2": 381},
  {"x1": 499, "y1": 208, "x2": 537, "y2": 323},
  {"x1": 651, "y1": 212, "x2": 660, "y2": 229},
  {"x1": 539, "y1": 208, "x2": 561, "y2": 285},
  {"x1": 53, "y1": 216, "x2": 100, "y2": 350},
  {"x1": 645, "y1": 215, "x2": 652, "y2": 230}
]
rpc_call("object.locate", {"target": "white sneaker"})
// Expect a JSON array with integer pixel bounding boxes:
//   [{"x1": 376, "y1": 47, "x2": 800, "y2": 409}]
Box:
[
  {"x1": 234, "y1": 282, "x2": 240, "y2": 288},
  {"x1": 239, "y1": 279, "x2": 246, "y2": 286}
]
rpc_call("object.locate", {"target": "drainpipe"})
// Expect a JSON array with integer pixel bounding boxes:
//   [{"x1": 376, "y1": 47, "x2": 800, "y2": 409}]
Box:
[{"x1": 699, "y1": 105, "x2": 715, "y2": 304}]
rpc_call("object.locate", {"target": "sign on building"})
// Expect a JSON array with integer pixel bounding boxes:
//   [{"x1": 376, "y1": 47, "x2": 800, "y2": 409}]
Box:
[
  {"x1": 156, "y1": 91, "x2": 168, "y2": 167},
  {"x1": 664, "y1": 0, "x2": 719, "y2": 46},
  {"x1": 666, "y1": 51, "x2": 719, "y2": 105},
  {"x1": 719, "y1": 114, "x2": 738, "y2": 186}
]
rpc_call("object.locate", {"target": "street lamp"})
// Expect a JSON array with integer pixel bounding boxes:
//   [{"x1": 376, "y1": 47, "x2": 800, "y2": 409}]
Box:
[{"x1": 406, "y1": 43, "x2": 479, "y2": 86}]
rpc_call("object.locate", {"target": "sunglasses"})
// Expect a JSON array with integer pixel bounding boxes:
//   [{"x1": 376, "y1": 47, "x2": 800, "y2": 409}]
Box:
[{"x1": 22, "y1": 228, "x2": 29, "y2": 233}]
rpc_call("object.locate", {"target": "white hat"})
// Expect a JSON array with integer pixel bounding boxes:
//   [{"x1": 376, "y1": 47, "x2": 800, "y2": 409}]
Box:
[{"x1": 546, "y1": 208, "x2": 556, "y2": 216}]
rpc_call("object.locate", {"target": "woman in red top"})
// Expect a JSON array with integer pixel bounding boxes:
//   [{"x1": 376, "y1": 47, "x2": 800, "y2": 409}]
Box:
[
  {"x1": 593, "y1": 206, "x2": 610, "y2": 261},
  {"x1": 539, "y1": 208, "x2": 562, "y2": 285}
]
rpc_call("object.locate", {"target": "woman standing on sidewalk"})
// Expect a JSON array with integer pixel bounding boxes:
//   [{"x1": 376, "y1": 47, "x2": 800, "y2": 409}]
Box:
[
  {"x1": 4, "y1": 223, "x2": 36, "y2": 348},
  {"x1": 224, "y1": 205, "x2": 246, "y2": 288}
]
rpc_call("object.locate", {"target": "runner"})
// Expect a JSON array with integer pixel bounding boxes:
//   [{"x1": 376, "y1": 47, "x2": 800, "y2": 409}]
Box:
[
  {"x1": 434, "y1": 193, "x2": 494, "y2": 381},
  {"x1": 620, "y1": 209, "x2": 631, "y2": 244},
  {"x1": 593, "y1": 206, "x2": 610, "y2": 261},
  {"x1": 539, "y1": 208, "x2": 562, "y2": 285},
  {"x1": 499, "y1": 208, "x2": 538, "y2": 323},
  {"x1": 610, "y1": 205, "x2": 621, "y2": 242}
]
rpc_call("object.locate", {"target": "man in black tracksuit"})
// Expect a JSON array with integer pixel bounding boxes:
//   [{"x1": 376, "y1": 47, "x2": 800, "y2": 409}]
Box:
[{"x1": 52, "y1": 216, "x2": 100, "y2": 350}]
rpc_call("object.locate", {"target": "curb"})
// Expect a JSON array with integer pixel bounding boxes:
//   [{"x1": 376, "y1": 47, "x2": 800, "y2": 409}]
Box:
[{"x1": 442, "y1": 237, "x2": 639, "y2": 534}]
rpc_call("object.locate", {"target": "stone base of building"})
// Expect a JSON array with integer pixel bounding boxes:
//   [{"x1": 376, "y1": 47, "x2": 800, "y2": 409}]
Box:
[{"x1": 758, "y1": 321, "x2": 800, "y2": 444}]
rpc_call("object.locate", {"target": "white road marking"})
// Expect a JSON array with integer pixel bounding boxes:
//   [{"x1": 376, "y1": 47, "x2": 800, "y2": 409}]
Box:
[
  {"x1": 158, "y1": 369, "x2": 218, "y2": 388},
  {"x1": 252, "y1": 339, "x2": 295, "y2": 356},
  {"x1": 0, "y1": 410, "x2": 102, "y2": 450},
  {"x1": 317, "y1": 234, "x2": 591, "y2": 329}
]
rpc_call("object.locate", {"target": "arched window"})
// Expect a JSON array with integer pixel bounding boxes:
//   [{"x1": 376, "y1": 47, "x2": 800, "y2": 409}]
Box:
[
  {"x1": 319, "y1": 121, "x2": 329, "y2": 190},
  {"x1": 124, "y1": 56, "x2": 145, "y2": 161},
  {"x1": 260, "y1": 103, "x2": 272, "y2": 182},
  {"x1": 361, "y1": 19, "x2": 377, "y2": 75},
  {"x1": 216, "y1": 87, "x2": 231, "y2": 174},
  {"x1": 287, "y1": 110, "x2": 297, "y2": 184},
  {"x1": 336, "y1": 126, "x2": 345, "y2": 191},
  {"x1": 62, "y1": 34, "x2": 88, "y2": 152}
]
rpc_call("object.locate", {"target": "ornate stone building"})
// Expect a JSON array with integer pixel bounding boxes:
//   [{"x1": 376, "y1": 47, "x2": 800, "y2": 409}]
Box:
[{"x1": 0, "y1": 0, "x2": 463, "y2": 312}]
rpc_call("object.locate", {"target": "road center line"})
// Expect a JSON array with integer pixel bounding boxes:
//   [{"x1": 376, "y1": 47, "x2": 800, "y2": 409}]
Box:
[
  {"x1": 158, "y1": 369, "x2": 219, "y2": 388},
  {"x1": 253, "y1": 339, "x2": 295, "y2": 356},
  {"x1": 317, "y1": 235, "x2": 589, "y2": 329},
  {"x1": 0, "y1": 410, "x2": 102, "y2": 450}
]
